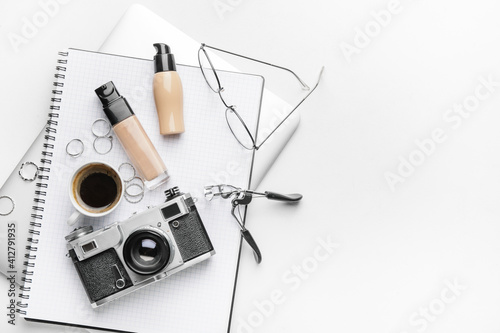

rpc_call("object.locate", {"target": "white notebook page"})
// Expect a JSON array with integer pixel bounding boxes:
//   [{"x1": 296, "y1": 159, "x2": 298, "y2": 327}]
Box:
[{"x1": 22, "y1": 49, "x2": 263, "y2": 333}]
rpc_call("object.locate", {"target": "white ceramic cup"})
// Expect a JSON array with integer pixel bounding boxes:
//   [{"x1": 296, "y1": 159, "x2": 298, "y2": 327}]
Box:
[{"x1": 67, "y1": 161, "x2": 124, "y2": 226}]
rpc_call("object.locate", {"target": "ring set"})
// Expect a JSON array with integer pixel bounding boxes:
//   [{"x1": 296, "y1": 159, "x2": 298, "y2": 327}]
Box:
[
  {"x1": 65, "y1": 119, "x2": 113, "y2": 157},
  {"x1": 92, "y1": 119, "x2": 113, "y2": 155},
  {"x1": 125, "y1": 179, "x2": 145, "y2": 204},
  {"x1": 119, "y1": 163, "x2": 145, "y2": 204}
]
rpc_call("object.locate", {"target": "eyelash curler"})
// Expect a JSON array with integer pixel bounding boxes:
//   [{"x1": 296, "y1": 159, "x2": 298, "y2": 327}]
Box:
[{"x1": 204, "y1": 184, "x2": 302, "y2": 263}]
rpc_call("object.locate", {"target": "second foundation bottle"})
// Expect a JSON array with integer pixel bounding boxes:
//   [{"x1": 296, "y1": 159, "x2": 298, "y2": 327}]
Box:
[
  {"x1": 153, "y1": 43, "x2": 184, "y2": 135},
  {"x1": 95, "y1": 81, "x2": 170, "y2": 190}
]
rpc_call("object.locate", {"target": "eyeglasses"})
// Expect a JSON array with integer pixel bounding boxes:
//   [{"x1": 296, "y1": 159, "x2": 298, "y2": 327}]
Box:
[
  {"x1": 204, "y1": 184, "x2": 302, "y2": 263},
  {"x1": 198, "y1": 43, "x2": 324, "y2": 150}
]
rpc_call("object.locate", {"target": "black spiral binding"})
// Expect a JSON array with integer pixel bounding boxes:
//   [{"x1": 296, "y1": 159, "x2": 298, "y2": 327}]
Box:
[{"x1": 17, "y1": 51, "x2": 68, "y2": 315}]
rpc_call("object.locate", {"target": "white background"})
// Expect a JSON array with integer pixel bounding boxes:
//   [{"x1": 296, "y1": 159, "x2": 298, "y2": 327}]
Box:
[{"x1": 2, "y1": 0, "x2": 500, "y2": 332}]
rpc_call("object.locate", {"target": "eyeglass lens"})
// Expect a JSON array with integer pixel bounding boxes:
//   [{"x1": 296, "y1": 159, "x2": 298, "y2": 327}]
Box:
[
  {"x1": 199, "y1": 47, "x2": 257, "y2": 149},
  {"x1": 225, "y1": 107, "x2": 255, "y2": 150},
  {"x1": 198, "y1": 48, "x2": 222, "y2": 93}
]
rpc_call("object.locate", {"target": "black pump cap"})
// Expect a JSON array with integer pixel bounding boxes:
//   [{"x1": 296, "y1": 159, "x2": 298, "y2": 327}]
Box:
[
  {"x1": 154, "y1": 43, "x2": 176, "y2": 73},
  {"x1": 95, "y1": 81, "x2": 134, "y2": 126}
]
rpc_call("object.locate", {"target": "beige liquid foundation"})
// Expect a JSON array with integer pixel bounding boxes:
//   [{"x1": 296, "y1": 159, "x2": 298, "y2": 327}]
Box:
[
  {"x1": 95, "y1": 81, "x2": 169, "y2": 190},
  {"x1": 153, "y1": 43, "x2": 184, "y2": 135}
]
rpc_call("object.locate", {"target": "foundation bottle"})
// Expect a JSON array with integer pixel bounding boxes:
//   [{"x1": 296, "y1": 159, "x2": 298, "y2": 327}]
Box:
[
  {"x1": 153, "y1": 43, "x2": 184, "y2": 135},
  {"x1": 95, "y1": 81, "x2": 169, "y2": 190}
]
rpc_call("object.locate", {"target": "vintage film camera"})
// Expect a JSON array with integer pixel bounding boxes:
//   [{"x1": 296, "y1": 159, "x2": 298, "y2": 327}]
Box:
[{"x1": 65, "y1": 187, "x2": 215, "y2": 308}]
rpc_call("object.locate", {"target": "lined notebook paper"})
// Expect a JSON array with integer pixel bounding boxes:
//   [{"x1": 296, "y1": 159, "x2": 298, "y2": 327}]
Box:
[{"x1": 20, "y1": 48, "x2": 263, "y2": 333}]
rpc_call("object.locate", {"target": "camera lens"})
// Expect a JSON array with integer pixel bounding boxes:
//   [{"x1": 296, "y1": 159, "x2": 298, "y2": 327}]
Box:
[
  {"x1": 138, "y1": 239, "x2": 158, "y2": 261},
  {"x1": 123, "y1": 230, "x2": 170, "y2": 275}
]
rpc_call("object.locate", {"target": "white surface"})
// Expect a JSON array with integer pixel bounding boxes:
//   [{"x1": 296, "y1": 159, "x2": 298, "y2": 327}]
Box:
[{"x1": 1, "y1": 1, "x2": 500, "y2": 333}]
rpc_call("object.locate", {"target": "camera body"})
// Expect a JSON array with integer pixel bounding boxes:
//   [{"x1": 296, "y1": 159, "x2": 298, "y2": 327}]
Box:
[{"x1": 65, "y1": 187, "x2": 215, "y2": 308}]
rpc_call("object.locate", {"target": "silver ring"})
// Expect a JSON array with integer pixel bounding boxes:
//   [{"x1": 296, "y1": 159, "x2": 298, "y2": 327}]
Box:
[
  {"x1": 125, "y1": 183, "x2": 144, "y2": 197},
  {"x1": 0, "y1": 196, "x2": 15, "y2": 216},
  {"x1": 66, "y1": 139, "x2": 84, "y2": 157},
  {"x1": 128, "y1": 176, "x2": 145, "y2": 189},
  {"x1": 118, "y1": 163, "x2": 136, "y2": 182},
  {"x1": 125, "y1": 191, "x2": 144, "y2": 204},
  {"x1": 19, "y1": 161, "x2": 39, "y2": 182},
  {"x1": 91, "y1": 118, "x2": 112, "y2": 137},
  {"x1": 93, "y1": 136, "x2": 113, "y2": 155}
]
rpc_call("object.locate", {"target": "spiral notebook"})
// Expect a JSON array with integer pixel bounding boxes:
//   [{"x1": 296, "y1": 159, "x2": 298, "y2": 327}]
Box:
[{"x1": 19, "y1": 48, "x2": 263, "y2": 333}]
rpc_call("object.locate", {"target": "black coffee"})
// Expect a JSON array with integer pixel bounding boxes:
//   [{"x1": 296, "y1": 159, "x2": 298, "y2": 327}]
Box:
[{"x1": 80, "y1": 172, "x2": 118, "y2": 209}]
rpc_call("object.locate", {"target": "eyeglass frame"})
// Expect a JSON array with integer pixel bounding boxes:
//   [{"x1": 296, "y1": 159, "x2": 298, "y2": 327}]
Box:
[{"x1": 198, "y1": 43, "x2": 324, "y2": 151}]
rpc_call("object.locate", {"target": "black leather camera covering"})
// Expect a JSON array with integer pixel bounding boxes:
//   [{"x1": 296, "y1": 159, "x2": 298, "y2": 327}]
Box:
[
  {"x1": 169, "y1": 204, "x2": 214, "y2": 262},
  {"x1": 71, "y1": 248, "x2": 133, "y2": 303}
]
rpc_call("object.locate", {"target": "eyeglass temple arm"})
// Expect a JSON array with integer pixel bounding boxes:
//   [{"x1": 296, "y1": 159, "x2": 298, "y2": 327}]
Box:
[
  {"x1": 256, "y1": 66, "x2": 325, "y2": 149},
  {"x1": 202, "y1": 44, "x2": 310, "y2": 91}
]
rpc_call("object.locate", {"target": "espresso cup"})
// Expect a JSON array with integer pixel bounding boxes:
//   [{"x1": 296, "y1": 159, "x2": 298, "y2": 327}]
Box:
[{"x1": 67, "y1": 162, "x2": 124, "y2": 226}]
